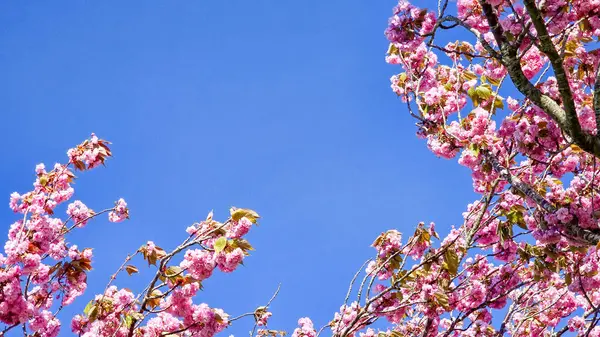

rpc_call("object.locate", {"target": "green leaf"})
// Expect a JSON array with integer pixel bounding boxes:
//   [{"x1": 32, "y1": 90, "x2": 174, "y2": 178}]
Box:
[
  {"x1": 83, "y1": 300, "x2": 94, "y2": 316},
  {"x1": 470, "y1": 143, "x2": 480, "y2": 156},
  {"x1": 214, "y1": 237, "x2": 227, "y2": 253},
  {"x1": 88, "y1": 305, "x2": 99, "y2": 322},
  {"x1": 462, "y1": 71, "x2": 477, "y2": 81},
  {"x1": 230, "y1": 208, "x2": 260, "y2": 223},
  {"x1": 165, "y1": 266, "x2": 182, "y2": 278},
  {"x1": 231, "y1": 238, "x2": 254, "y2": 252},
  {"x1": 497, "y1": 222, "x2": 513, "y2": 243},
  {"x1": 416, "y1": 226, "x2": 431, "y2": 244},
  {"x1": 475, "y1": 85, "x2": 492, "y2": 100},
  {"x1": 488, "y1": 76, "x2": 502, "y2": 87},
  {"x1": 493, "y1": 96, "x2": 504, "y2": 109},
  {"x1": 124, "y1": 315, "x2": 134, "y2": 328},
  {"x1": 435, "y1": 292, "x2": 451, "y2": 310},
  {"x1": 387, "y1": 43, "x2": 399, "y2": 56},
  {"x1": 507, "y1": 209, "x2": 526, "y2": 229},
  {"x1": 443, "y1": 249, "x2": 459, "y2": 276},
  {"x1": 505, "y1": 31, "x2": 515, "y2": 42},
  {"x1": 467, "y1": 87, "x2": 476, "y2": 99}
]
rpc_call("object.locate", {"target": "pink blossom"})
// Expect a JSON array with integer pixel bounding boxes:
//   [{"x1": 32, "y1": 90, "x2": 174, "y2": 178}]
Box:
[
  {"x1": 256, "y1": 310, "x2": 272, "y2": 326},
  {"x1": 215, "y1": 248, "x2": 245, "y2": 273},
  {"x1": 108, "y1": 198, "x2": 129, "y2": 223},
  {"x1": 227, "y1": 217, "x2": 253, "y2": 239},
  {"x1": 66, "y1": 201, "x2": 92, "y2": 227},
  {"x1": 180, "y1": 249, "x2": 216, "y2": 280},
  {"x1": 292, "y1": 317, "x2": 316, "y2": 337}
]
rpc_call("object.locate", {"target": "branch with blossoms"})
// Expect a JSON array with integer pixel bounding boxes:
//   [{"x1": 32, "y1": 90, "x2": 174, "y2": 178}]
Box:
[
  {"x1": 230, "y1": 284, "x2": 281, "y2": 337},
  {"x1": 373, "y1": 0, "x2": 600, "y2": 334},
  {"x1": 69, "y1": 204, "x2": 279, "y2": 337},
  {"x1": 0, "y1": 135, "x2": 276, "y2": 337},
  {"x1": 0, "y1": 134, "x2": 129, "y2": 336},
  {"x1": 385, "y1": 0, "x2": 600, "y2": 242},
  {"x1": 287, "y1": 193, "x2": 600, "y2": 337},
  {"x1": 387, "y1": 0, "x2": 600, "y2": 155}
]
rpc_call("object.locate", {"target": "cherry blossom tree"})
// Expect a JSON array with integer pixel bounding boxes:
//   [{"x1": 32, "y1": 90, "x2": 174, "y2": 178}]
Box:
[
  {"x1": 3, "y1": 0, "x2": 600, "y2": 336},
  {"x1": 366, "y1": 0, "x2": 600, "y2": 335}
]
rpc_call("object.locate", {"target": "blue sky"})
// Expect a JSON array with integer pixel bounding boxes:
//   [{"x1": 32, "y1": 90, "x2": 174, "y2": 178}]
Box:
[{"x1": 0, "y1": 1, "x2": 476, "y2": 336}]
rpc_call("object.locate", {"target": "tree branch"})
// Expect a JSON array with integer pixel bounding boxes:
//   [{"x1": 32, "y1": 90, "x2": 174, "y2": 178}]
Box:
[
  {"x1": 484, "y1": 151, "x2": 600, "y2": 245},
  {"x1": 478, "y1": 0, "x2": 507, "y2": 47},
  {"x1": 594, "y1": 61, "x2": 600, "y2": 135},
  {"x1": 521, "y1": 0, "x2": 582, "y2": 139},
  {"x1": 438, "y1": 15, "x2": 501, "y2": 59},
  {"x1": 420, "y1": 318, "x2": 433, "y2": 337},
  {"x1": 478, "y1": 0, "x2": 600, "y2": 157}
]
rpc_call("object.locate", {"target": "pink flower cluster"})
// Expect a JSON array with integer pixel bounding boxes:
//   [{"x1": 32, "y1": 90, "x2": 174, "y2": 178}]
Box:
[
  {"x1": 366, "y1": 230, "x2": 402, "y2": 280},
  {"x1": 0, "y1": 135, "x2": 129, "y2": 336},
  {"x1": 67, "y1": 133, "x2": 112, "y2": 170},
  {"x1": 69, "y1": 208, "x2": 258, "y2": 337},
  {"x1": 71, "y1": 286, "x2": 137, "y2": 336},
  {"x1": 385, "y1": 1, "x2": 436, "y2": 51},
  {"x1": 291, "y1": 317, "x2": 316, "y2": 337},
  {"x1": 67, "y1": 200, "x2": 93, "y2": 227},
  {"x1": 256, "y1": 310, "x2": 272, "y2": 326},
  {"x1": 149, "y1": 283, "x2": 229, "y2": 337},
  {"x1": 109, "y1": 198, "x2": 129, "y2": 223}
]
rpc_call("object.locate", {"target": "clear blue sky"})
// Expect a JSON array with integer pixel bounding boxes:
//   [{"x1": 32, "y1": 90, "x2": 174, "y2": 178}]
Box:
[{"x1": 0, "y1": 1, "x2": 476, "y2": 336}]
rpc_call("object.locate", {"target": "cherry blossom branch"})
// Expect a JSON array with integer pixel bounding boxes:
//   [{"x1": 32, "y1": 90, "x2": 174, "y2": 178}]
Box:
[
  {"x1": 521, "y1": 0, "x2": 582, "y2": 138},
  {"x1": 229, "y1": 284, "x2": 281, "y2": 324},
  {"x1": 125, "y1": 219, "x2": 236, "y2": 336},
  {"x1": 437, "y1": 16, "x2": 500, "y2": 59},
  {"x1": 250, "y1": 285, "x2": 281, "y2": 337},
  {"x1": 594, "y1": 61, "x2": 600, "y2": 135},
  {"x1": 484, "y1": 150, "x2": 600, "y2": 245},
  {"x1": 343, "y1": 259, "x2": 371, "y2": 307},
  {"x1": 478, "y1": 0, "x2": 600, "y2": 157}
]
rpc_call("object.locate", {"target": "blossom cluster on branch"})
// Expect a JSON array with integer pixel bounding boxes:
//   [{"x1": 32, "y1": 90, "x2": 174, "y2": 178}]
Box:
[{"x1": 0, "y1": 135, "x2": 272, "y2": 337}]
